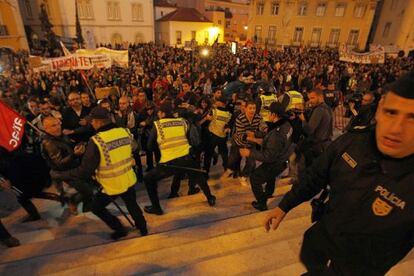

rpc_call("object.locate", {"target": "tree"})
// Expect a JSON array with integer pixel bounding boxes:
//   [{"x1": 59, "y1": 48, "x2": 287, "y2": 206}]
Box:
[
  {"x1": 75, "y1": 0, "x2": 84, "y2": 48},
  {"x1": 39, "y1": 3, "x2": 59, "y2": 55}
]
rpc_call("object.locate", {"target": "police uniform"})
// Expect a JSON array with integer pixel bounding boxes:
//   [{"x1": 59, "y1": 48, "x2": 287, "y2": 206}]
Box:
[
  {"x1": 144, "y1": 116, "x2": 216, "y2": 215},
  {"x1": 51, "y1": 107, "x2": 147, "y2": 239},
  {"x1": 278, "y1": 127, "x2": 414, "y2": 275},
  {"x1": 259, "y1": 94, "x2": 278, "y2": 122},
  {"x1": 204, "y1": 106, "x2": 232, "y2": 173}
]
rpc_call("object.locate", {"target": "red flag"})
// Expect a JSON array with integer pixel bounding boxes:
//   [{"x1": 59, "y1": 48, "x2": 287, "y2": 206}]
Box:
[{"x1": 0, "y1": 100, "x2": 27, "y2": 152}]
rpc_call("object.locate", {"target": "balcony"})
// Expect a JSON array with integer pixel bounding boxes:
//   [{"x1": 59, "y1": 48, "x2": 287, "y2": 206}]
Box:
[
  {"x1": 308, "y1": 41, "x2": 321, "y2": 47},
  {"x1": 326, "y1": 41, "x2": 339, "y2": 48},
  {"x1": 0, "y1": 25, "x2": 9, "y2": 36}
]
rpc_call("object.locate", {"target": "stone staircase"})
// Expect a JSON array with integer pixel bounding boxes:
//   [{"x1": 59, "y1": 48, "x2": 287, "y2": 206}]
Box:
[{"x1": 1, "y1": 170, "x2": 413, "y2": 275}]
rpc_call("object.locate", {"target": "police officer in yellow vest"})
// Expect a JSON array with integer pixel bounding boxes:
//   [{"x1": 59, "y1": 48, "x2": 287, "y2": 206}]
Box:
[
  {"x1": 256, "y1": 84, "x2": 278, "y2": 127},
  {"x1": 143, "y1": 102, "x2": 216, "y2": 215},
  {"x1": 204, "y1": 96, "x2": 232, "y2": 174},
  {"x1": 50, "y1": 107, "x2": 148, "y2": 240}
]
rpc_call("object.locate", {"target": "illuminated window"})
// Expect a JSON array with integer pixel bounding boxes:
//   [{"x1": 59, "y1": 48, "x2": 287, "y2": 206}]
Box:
[
  {"x1": 335, "y1": 3, "x2": 346, "y2": 16},
  {"x1": 316, "y1": 3, "x2": 326, "y2": 16},
  {"x1": 354, "y1": 3, "x2": 366, "y2": 18}
]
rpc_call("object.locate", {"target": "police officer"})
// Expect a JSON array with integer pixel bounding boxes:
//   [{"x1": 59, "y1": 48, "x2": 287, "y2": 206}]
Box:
[
  {"x1": 256, "y1": 83, "x2": 278, "y2": 128},
  {"x1": 143, "y1": 102, "x2": 216, "y2": 215},
  {"x1": 51, "y1": 107, "x2": 147, "y2": 240},
  {"x1": 240, "y1": 102, "x2": 292, "y2": 211},
  {"x1": 204, "y1": 96, "x2": 232, "y2": 174},
  {"x1": 264, "y1": 71, "x2": 414, "y2": 275},
  {"x1": 279, "y1": 82, "x2": 304, "y2": 113}
]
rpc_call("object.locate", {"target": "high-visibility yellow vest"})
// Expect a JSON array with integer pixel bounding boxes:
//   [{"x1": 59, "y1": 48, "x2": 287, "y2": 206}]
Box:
[
  {"x1": 259, "y1": 94, "x2": 278, "y2": 122},
  {"x1": 155, "y1": 118, "x2": 190, "y2": 163},
  {"x1": 286, "y1": 90, "x2": 304, "y2": 111},
  {"x1": 208, "y1": 108, "x2": 231, "y2": 138},
  {"x1": 92, "y1": 128, "x2": 137, "y2": 196}
]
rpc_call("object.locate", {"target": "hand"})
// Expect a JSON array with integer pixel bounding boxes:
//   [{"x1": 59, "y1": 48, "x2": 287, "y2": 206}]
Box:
[
  {"x1": 63, "y1": 129, "x2": 74, "y2": 135},
  {"x1": 298, "y1": 112, "x2": 305, "y2": 122},
  {"x1": 264, "y1": 207, "x2": 286, "y2": 232},
  {"x1": 239, "y1": 148, "x2": 251, "y2": 157},
  {"x1": 79, "y1": 119, "x2": 88, "y2": 126},
  {"x1": 140, "y1": 121, "x2": 146, "y2": 127},
  {"x1": 0, "y1": 178, "x2": 11, "y2": 190},
  {"x1": 246, "y1": 131, "x2": 255, "y2": 139},
  {"x1": 224, "y1": 128, "x2": 231, "y2": 133},
  {"x1": 74, "y1": 144, "x2": 86, "y2": 156}
]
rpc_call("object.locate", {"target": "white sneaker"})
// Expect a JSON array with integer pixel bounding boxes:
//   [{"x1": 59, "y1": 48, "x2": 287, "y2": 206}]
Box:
[
  {"x1": 221, "y1": 169, "x2": 233, "y2": 179},
  {"x1": 239, "y1": 176, "x2": 249, "y2": 186}
]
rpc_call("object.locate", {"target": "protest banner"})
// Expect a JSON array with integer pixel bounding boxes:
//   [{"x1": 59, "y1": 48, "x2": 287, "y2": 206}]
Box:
[
  {"x1": 95, "y1": 86, "x2": 120, "y2": 100},
  {"x1": 75, "y1": 47, "x2": 128, "y2": 67},
  {"x1": 339, "y1": 45, "x2": 385, "y2": 64}
]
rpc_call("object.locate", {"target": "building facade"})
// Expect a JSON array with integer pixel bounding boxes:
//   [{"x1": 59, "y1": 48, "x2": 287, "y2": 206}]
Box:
[
  {"x1": 154, "y1": 0, "x2": 177, "y2": 21},
  {"x1": 155, "y1": 7, "x2": 223, "y2": 47},
  {"x1": 0, "y1": 0, "x2": 29, "y2": 51},
  {"x1": 18, "y1": 0, "x2": 154, "y2": 48},
  {"x1": 370, "y1": 0, "x2": 414, "y2": 56},
  {"x1": 247, "y1": 0, "x2": 378, "y2": 50},
  {"x1": 175, "y1": 0, "x2": 250, "y2": 42}
]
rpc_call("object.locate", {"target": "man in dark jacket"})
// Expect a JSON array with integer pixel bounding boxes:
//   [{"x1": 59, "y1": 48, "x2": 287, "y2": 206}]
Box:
[
  {"x1": 297, "y1": 88, "x2": 333, "y2": 167},
  {"x1": 264, "y1": 71, "x2": 414, "y2": 275},
  {"x1": 240, "y1": 102, "x2": 292, "y2": 211},
  {"x1": 42, "y1": 116, "x2": 94, "y2": 213}
]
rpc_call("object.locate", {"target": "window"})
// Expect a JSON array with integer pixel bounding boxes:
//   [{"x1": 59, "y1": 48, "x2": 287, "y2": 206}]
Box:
[
  {"x1": 354, "y1": 3, "x2": 366, "y2": 18},
  {"x1": 24, "y1": 0, "x2": 33, "y2": 18},
  {"x1": 135, "y1": 32, "x2": 144, "y2": 43},
  {"x1": 191, "y1": 31, "x2": 196, "y2": 40},
  {"x1": 328, "y1": 28, "x2": 340, "y2": 44},
  {"x1": 347, "y1": 29, "x2": 359, "y2": 46},
  {"x1": 293, "y1": 27, "x2": 304, "y2": 42},
  {"x1": 254, "y1": 25, "x2": 262, "y2": 43},
  {"x1": 316, "y1": 3, "x2": 326, "y2": 16},
  {"x1": 226, "y1": 20, "x2": 231, "y2": 28},
  {"x1": 107, "y1": 1, "x2": 121, "y2": 20},
  {"x1": 218, "y1": 20, "x2": 222, "y2": 25},
  {"x1": 78, "y1": 0, "x2": 94, "y2": 19},
  {"x1": 176, "y1": 31, "x2": 182, "y2": 45},
  {"x1": 298, "y1": 1, "x2": 307, "y2": 16},
  {"x1": 271, "y1": 1, "x2": 280, "y2": 15},
  {"x1": 161, "y1": 11, "x2": 164, "y2": 16},
  {"x1": 268, "y1": 26, "x2": 276, "y2": 44},
  {"x1": 383, "y1": 22, "x2": 392, "y2": 38},
  {"x1": 0, "y1": 25, "x2": 9, "y2": 36},
  {"x1": 131, "y1": 3, "x2": 143, "y2": 21},
  {"x1": 256, "y1": 0, "x2": 264, "y2": 15},
  {"x1": 311, "y1": 28, "x2": 322, "y2": 44},
  {"x1": 111, "y1": 33, "x2": 122, "y2": 45},
  {"x1": 335, "y1": 3, "x2": 346, "y2": 16},
  {"x1": 43, "y1": 0, "x2": 51, "y2": 16}
]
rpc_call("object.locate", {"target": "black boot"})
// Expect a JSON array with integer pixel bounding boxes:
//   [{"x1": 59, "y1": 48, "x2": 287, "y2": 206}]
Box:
[
  {"x1": 251, "y1": 201, "x2": 268, "y2": 211},
  {"x1": 207, "y1": 195, "x2": 216, "y2": 206},
  {"x1": 110, "y1": 227, "x2": 128, "y2": 240},
  {"x1": 144, "y1": 205, "x2": 164, "y2": 215}
]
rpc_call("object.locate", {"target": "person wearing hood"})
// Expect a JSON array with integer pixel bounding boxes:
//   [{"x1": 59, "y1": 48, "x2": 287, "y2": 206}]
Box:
[{"x1": 240, "y1": 102, "x2": 293, "y2": 211}]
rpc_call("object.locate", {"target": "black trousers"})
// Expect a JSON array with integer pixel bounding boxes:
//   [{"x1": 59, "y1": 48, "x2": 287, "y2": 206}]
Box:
[
  {"x1": 250, "y1": 162, "x2": 287, "y2": 204},
  {"x1": 144, "y1": 155, "x2": 213, "y2": 210},
  {"x1": 204, "y1": 133, "x2": 228, "y2": 173},
  {"x1": 0, "y1": 219, "x2": 11, "y2": 240},
  {"x1": 17, "y1": 191, "x2": 60, "y2": 218},
  {"x1": 90, "y1": 185, "x2": 146, "y2": 231},
  {"x1": 170, "y1": 172, "x2": 197, "y2": 196},
  {"x1": 227, "y1": 143, "x2": 255, "y2": 177},
  {"x1": 300, "y1": 223, "x2": 385, "y2": 276}
]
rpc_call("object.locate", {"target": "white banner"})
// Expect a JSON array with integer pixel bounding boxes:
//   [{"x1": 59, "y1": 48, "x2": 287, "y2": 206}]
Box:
[
  {"x1": 32, "y1": 54, "x2": 112, "y2": 72},
  {"x1": 75, "y1": 47, "x2": 128, "y2": 67},
  {"x1": 339, "y1": 45, "x2": 385, "y2": 64}
]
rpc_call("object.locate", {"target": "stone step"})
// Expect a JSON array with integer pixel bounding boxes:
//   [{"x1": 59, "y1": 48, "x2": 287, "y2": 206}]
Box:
[
  {"x1": 0, "y1": 201, "x2": 310, "y2": 263},
  {"x1": 0, "y1": 205, "x2": 312, "y2": 275},
  {"x1": 151, "y1": 236, "x2": 304, "y2": 276}
]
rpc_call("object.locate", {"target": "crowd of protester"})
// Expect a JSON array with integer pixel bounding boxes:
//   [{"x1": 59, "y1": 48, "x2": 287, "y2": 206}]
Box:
[{"x1": 0, "y1": 42, "x2": 413, "y2": 246}]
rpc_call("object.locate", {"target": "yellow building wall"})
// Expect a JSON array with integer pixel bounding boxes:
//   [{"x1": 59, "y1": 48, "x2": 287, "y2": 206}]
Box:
[
  {"x1": 158, "y1": 21, "x2": 223, "y2": 47},
  {"x1": 372, "y1": 0, "x2": 414, "y2": 55},
  {"x1": 248, "y1": 0, "x2": 377, "y2": 50},
  {"x1": 0, "y1": 0, "x2": 28, "y2": 50}
]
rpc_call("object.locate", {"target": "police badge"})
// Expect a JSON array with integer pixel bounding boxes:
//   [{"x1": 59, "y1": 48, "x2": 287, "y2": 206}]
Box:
[{"x1": 372, "y1": 197, "x2": 393, "y2": 216}]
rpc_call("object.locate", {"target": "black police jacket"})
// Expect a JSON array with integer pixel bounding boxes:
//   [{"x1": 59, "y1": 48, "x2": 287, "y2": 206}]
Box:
[{"x1": 279, "y1": 127, "x2": 414, "y2": 272}]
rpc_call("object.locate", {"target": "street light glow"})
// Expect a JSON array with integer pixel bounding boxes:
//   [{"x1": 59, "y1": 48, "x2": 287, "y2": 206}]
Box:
[
  {"x1": 201, "y1": 48, "x2": 209, "y2": 57},
  {"x1": 244, "y1": 26, "x2": 248, "y2": 30}
]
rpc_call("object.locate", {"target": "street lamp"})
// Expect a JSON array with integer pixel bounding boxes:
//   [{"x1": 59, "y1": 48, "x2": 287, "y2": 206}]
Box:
[
  {"x1": 244, "y1": 26, "x2": 248, "y2": 31},
  {"x1": 201, "y1": 48, "x2": 209, "y2": 57}
]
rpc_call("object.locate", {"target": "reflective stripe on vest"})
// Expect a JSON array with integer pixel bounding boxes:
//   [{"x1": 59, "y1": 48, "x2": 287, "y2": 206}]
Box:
[
  {"x1": 260, "y1": 94, "x2": 278, "y2": 122},
  {"x1": 155, "y1": 118, "x2": 190, "y2": 163},
  {"x1": 208, "y1": 108, "x2": 231, "y2": 138},
  {"x1": 286, "y1": 90, "x2": 304, "y2": 111},
  {"x1": 92, "y1": 128, "x2": 136, "y2": 195}
]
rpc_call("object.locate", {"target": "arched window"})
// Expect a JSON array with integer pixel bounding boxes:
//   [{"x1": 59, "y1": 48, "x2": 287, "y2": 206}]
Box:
[
  {"x1": 111, "y1": 33, "x2": 122, "y2": 45},
  {"x1": 135, "y1": 32, "x2": 144, "y2": 43}
]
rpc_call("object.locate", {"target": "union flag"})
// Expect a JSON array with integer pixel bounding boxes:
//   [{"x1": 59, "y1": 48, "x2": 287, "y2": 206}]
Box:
[{"x1": 0, "y1": 100, "x2": 27, "y2": 152}]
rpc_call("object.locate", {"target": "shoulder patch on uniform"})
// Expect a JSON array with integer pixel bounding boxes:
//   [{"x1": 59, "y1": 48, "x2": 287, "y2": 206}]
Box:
[{"x1": 341, "y1": 152, "x2": 357, "y2": 169}]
